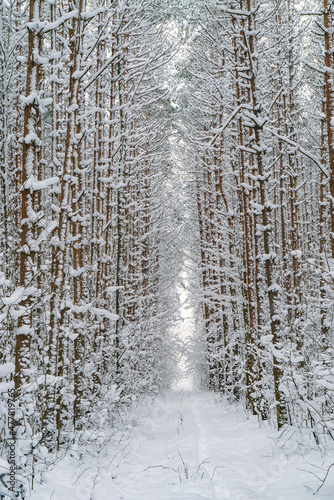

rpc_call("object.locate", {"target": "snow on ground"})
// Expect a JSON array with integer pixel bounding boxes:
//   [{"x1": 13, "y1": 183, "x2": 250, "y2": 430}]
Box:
[{"x1": 30, "y1": 379, "x2": 334, "y2": 500}]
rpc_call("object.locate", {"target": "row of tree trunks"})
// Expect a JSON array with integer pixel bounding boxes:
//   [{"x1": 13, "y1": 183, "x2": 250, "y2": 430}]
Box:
[
  {"x1": 3, "y1": 1, "x2": 173, "y2": 459},
  {"x1": 190, "y1": 0, "x2": 328, "y2": 430}
]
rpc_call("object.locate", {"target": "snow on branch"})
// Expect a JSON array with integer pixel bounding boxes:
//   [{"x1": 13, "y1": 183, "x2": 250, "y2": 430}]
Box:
[
  {"x1": 0, "y1": 287, "x2": 26, "y2": 306},
  {"x1": 24, "y1": 175, "x2": 59, "y2": 191},
  {"x1": 68, "y1": 302, "x2": 119, "y2": 321},
  {"x1": 90, "y1": 307, "x2": 119, "y2": 321},
  {"x1": 267, "y1": 126, "x2": 328, "y2": 177},
  {"x1": 209, "y1": 104, "x2": 253, "y2": 145},
  {"x1": 83, "y1": 50, "x2": 123, "y2": 90},
  {"x1": 40, "y1": 10, "x2": 78, "y2": 34}
]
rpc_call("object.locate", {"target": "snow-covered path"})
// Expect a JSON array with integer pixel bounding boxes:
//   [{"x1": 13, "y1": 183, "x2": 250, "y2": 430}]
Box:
[{"x1": 31, "y1": 383, "x2": 334, "y2": 500}]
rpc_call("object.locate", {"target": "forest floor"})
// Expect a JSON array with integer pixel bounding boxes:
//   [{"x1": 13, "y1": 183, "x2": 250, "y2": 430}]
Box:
[{"x1": 29, "y1": 378, "x2": 334, "y2": 500}]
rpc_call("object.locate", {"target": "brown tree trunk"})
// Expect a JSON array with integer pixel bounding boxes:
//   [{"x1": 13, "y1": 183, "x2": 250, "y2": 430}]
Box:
[
  {"x1": 324, "y1": 0, "x2": 334, "y2": 257},
  {"x1": 15, "y1": 0, "x2": 41, "y2": 395}
]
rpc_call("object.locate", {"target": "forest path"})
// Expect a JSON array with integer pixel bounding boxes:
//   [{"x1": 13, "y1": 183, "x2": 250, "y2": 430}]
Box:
[{"x1": 31, "y1": 382, "x2": 334, "y2": 500}]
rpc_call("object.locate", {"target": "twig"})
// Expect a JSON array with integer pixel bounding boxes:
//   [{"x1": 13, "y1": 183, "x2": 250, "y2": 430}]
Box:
[
  {"x1": 297, "y1": 468, "x2": 322, "y2": 482},
  {"x1": 192, "y1": 459, "x2": 209, "y2": 482},
  {"x1": 177, "y1": 450, "x2": 188, "y2": 479},
  {"x1": 73, "y1": 466, "x2": 92, "y2": 485},
  {"x1": 211, "y1": 465, "x2": 225, "y2": 480},
  {"x1": 315, "y1": 463, "x2": 334, "y2": 494},
  {"x1": 196, "y1": 459, "x2": 209, "y2": 475},
  {"x1": 141, "y1": 464, "x2": 178, "y2": 474}
]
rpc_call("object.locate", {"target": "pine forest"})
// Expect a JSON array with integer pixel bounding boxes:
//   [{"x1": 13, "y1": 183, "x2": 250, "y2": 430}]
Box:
[{"x1": 0, "y1": 0, "x2": 334, "y2": 498}]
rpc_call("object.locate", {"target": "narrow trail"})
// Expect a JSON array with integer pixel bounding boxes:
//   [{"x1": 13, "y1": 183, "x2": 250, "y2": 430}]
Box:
[{"x1": 32, "y1": 382, "x2": 334, "y2": 500}]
